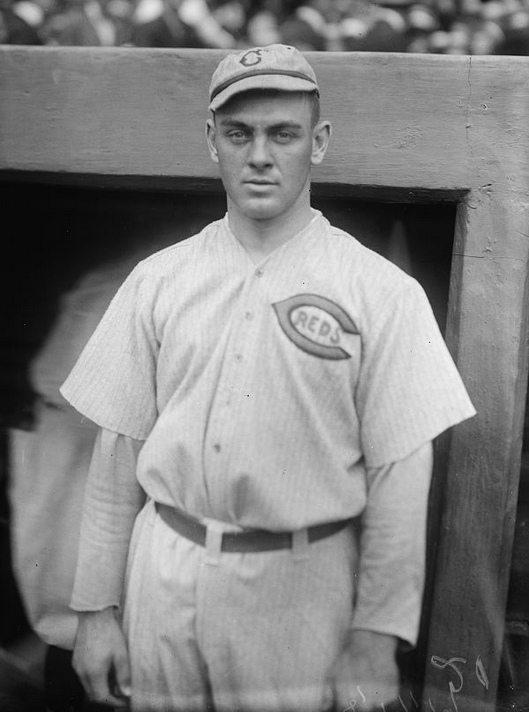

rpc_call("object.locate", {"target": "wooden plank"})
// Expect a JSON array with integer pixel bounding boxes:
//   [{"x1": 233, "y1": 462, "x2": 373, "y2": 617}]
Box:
[
  {"x1": 422, "y1": 188, "x2": 529, "y2": 711},
  {"x1": 1, "y1": 48, "x2": 528, "y2": 192}
]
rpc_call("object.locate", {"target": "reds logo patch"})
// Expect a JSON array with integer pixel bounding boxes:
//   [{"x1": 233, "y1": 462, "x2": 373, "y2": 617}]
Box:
[{"x1": 273, "y1": 294, "x2": 359, "y2": 360}]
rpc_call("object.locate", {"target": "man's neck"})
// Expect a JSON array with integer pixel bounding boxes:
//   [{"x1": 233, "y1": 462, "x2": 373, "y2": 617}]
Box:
[{"x1": 227, "y1": 200, "x2": 315, "y2": 264}]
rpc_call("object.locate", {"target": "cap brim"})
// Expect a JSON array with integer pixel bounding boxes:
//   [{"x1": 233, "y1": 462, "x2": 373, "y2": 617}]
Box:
[{"x1": 209, "y1": 75, "x2": 318, "y2": 112}]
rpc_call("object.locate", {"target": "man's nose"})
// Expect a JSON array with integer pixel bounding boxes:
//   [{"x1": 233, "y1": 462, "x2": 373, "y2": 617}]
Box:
[{"x1": 248, "y1": 136, "x2": 272, "y2": 168}]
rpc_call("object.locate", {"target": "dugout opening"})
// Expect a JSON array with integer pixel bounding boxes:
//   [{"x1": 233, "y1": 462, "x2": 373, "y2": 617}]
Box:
[{"x1": 1, "y1": 180, "x2": 458, "y2": 700}]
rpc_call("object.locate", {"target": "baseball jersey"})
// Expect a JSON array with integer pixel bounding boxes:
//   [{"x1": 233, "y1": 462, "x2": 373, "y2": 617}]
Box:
[{"x1": 61, "y1": 209, "x2": 475, "y2": 532}]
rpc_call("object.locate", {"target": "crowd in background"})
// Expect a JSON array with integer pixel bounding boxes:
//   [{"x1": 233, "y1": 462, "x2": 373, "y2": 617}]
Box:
[{"x1": 1, "y1": 0, "x2": 529, "y2": 55}]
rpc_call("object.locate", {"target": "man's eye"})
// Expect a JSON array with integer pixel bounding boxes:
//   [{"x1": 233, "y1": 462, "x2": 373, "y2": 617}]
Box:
[
  {"x1": 227, "y1": 131, "x2": 248, "y2": 143},
  {"x1": 274, "y1": 131, "x2": 294, "y2": 143}
]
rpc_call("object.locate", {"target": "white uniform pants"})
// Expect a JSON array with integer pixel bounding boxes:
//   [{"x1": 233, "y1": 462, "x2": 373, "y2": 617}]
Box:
[{"x1": 122, "y1": 500, "x2": 359, "y2": 712}]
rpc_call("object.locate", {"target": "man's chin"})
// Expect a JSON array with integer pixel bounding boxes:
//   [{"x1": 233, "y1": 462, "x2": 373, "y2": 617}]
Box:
[{"x1": 242, "y1": 199, "x2": 281, "y2": 222}]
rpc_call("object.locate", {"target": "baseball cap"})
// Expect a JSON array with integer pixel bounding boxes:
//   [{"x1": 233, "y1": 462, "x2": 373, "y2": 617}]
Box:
[{"x1": 208, "y1": 44, "x2": 319, "y2": 112}]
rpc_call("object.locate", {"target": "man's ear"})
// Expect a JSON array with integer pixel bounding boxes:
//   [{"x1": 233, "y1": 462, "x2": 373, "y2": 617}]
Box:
[
  {"x1": 206, "y1": 118, "x2": 219, "y2": 164},
  {"x1": 311, "y1": 120, "x2": 332, "y2": 166}
]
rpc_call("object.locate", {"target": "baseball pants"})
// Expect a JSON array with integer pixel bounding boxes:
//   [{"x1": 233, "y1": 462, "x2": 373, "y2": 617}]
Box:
[{"x1": 122, "y1": 499, "x2": 359, "y2": 712}]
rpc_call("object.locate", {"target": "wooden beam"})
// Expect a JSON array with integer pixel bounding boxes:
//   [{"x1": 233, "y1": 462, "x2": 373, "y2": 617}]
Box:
[{"x1": 1, "y1": 49, "x2": 528, "y2": 193}]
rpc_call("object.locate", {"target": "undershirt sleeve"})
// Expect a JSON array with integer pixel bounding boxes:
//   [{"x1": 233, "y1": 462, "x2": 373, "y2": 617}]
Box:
[
  {"x1": 71, "y1": 428, "x2": 145, "y2": 612},
  {"x1": 351, "y1": 441, "x2": 433, "y2": 647}
]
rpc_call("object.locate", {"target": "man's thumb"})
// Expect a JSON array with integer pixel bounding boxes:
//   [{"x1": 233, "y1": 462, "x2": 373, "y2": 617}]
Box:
[{"x1": 114, "y1": 652, "x2": 132, "y2": 697}]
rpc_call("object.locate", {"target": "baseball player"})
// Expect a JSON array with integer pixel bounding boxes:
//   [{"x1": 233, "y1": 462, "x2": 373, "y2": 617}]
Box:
[{"x1": 61, "y1": 44, "x2": 476, "y2": 712}]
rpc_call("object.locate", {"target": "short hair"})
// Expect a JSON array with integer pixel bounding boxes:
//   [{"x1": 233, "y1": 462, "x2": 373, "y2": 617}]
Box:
[
  {"x1": 306, "y1": 91, "x2": 321, "y2": 127},
  {"x1": 214, "y1": 89, "x2": 321, "y2": 128}
]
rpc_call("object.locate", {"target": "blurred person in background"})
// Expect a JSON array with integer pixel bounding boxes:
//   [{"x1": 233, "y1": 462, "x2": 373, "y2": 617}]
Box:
[
  {"x1": 0, "y1": 0, "x2": 43, "y2": 43},
  {"x1": 339, "y1": 0, "x2": 408, "y2": 52},
  {"x1": 466, "y1": 1, "x2": 505, "y2": 54},
  {"x1": 446, "y1": 0, "x2": 493, "y2": 53},
  {"x1": 278, "y1": 0, "x2": 328, "y2": 51},
  {"x1": 495, "y1": 0, "x2": 529, "y2": 54},
  {"x1": 6, "y1": 257, "x2": 139, "y2": 712},
  {"x1": 404, "y1": 3, "x2": 439, "y2": 53},
  {"x1": 43, "y1": 0, "x2": 133, "y2": 46},
  {"x1": 434, "y1": 0, "x2": 458, "y2": 30},
  {"x1": 209, "y1": 0, "x2": 251, "y2": 46},
  {"x1": 132, "y1": 0, "x2": 237, "y2": 48},
  {"x1": 245, "y1": 0, "x2": 284, "y2": 46}
]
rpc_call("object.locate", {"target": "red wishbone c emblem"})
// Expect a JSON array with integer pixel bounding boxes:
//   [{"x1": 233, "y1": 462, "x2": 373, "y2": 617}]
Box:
[
  {"x1": 272, "y1": 294, "x2": 359, "y2": 360},
  {"x1": 240, "y1": 49, "x2": 263, "y2": 66}
]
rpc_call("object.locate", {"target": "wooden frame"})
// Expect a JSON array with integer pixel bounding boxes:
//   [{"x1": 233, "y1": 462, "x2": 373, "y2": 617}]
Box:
[{"x1": 1, "y1": 47, "x2": 528, "y2": 711}]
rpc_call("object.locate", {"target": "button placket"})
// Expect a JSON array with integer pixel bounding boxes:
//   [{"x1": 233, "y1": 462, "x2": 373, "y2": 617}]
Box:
[
  {"x1": 228, "y1": 267, "x2": 265, "y2": 369},
  {"x1": 205, "y1": 268, "x2": 262, "y2": 464}
]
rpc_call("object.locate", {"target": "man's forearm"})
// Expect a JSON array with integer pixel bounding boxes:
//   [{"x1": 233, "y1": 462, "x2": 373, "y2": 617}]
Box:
[
  {"x1": 71, "y1": 428, "x2": 145, "y2": 611},
  {"x1": 351, "y1": 441, "x2": 433, "y2": 647}
]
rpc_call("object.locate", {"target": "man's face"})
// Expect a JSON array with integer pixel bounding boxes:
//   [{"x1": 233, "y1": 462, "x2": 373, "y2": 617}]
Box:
[{"x1": 206, "y1": 90, "x2": 328, "y2": 223}]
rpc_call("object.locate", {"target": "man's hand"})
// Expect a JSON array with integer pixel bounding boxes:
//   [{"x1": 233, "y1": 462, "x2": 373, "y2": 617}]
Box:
[
  {"x1": 329, "y1": 630, "x2": 399, "y2": 712},
  {"x1": 72, "y1": 606, "x2": 131, "y2": 708}
]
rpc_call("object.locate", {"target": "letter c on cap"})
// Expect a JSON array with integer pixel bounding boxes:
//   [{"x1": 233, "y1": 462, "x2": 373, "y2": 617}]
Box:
[{"x1": 240, "y1": 49, "x2": 263, "y2": 67}]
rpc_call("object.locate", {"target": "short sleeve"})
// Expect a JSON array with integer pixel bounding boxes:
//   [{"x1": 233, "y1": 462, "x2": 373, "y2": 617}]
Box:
[
  {"x1": 356, "y1": 280, "x2": 476, "y2": 468},
  {"x1": 60, "y1": 264, "x2": 158, "y2": 440}
]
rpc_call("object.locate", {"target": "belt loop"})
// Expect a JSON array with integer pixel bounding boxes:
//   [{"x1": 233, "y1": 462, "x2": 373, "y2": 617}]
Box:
[
  {"x1": 205, "y1": 521, "x2": 224, "y2": 566},
  {"x1": 292, "y1": 528, "x2": 310, "y2": 562}
]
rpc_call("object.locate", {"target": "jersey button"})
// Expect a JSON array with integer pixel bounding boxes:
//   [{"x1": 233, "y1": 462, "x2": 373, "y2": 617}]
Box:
[
  {"x1": 235, "y1": 354, "x2": 243, "y2": 362},
  {"x1": 255, "y1": 268, "x2": 264, "y2": 278},
  {"x1": 212, "y1": 443, "x2": 221, "y2": 453},
  {"x1": 245, "y1": 311, "x2": 253, "y2": 321}
]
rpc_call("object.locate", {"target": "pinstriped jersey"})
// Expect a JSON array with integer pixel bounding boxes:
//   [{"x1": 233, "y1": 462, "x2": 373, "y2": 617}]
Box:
[{"x1": 61, "y1": 210, "x2": 475, "y2": 531}]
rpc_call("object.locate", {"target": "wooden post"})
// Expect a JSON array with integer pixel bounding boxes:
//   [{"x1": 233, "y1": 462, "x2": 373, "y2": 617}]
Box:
[{"x1": 421, "y1": 185, "x2": 529, "y2": 711}]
